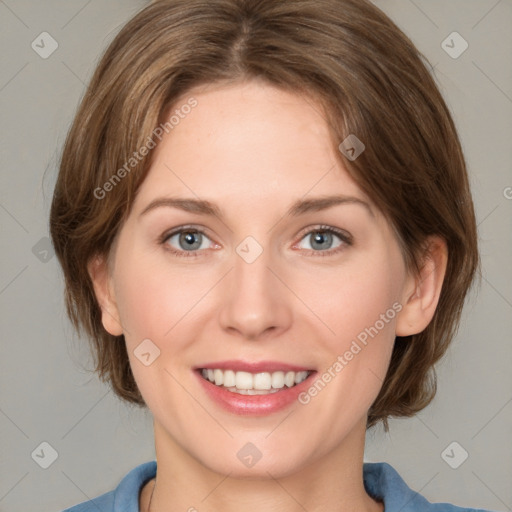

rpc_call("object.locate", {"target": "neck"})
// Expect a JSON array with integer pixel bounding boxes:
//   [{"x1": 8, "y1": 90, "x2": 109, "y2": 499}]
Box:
[{"x1": 143, "y1": 418, "x2": 383, "y2": 512}]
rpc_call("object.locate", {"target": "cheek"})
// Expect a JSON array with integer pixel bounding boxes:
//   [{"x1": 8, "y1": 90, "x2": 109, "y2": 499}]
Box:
[
  {"x1": 113, "y1": 251, "x2": 207, "y2": 342},
  {"x1": 112, "y1": 253, "x2": 197, "y2": 405},
  {"x1": 305, "y1": 247, "x2": 404, "y2": 407},
  {"x1": 307, "y1": 255, "x2": 402, "y2": 347}
]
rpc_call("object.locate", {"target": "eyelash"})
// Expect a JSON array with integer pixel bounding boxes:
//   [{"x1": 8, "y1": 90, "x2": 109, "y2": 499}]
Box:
[{"x1": 159, "y1": 224, "x2": 353, "y2": 258}]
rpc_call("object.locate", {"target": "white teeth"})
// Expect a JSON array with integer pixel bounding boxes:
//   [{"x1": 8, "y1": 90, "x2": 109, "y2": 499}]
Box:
[
  {"x1": 284, "y1": 371, "x2": 295, "y2": 387},
  {"x1": 225, "y1": 387, "x2": 281, "y2": 395},
  {"x1": 253, "y1": 372, "x2": 272, "y2": 390},
  {"x1": 200, "y1": 368, "x2": 311, "y2": 392},
  {"x1": 223, "y1": 369, "x2": 236, "y2": 387},
  {"x1": 235, "y1": 371, "x2": 253, "y2": 390},
  {"x1": 271, "y1": 371, "x2": 285, "y2": 388},
  {"x1": 295, "y1": 371, "x2": 308, "y2": 384},
  {"x1": 214, "y1": 369, "x2": 223, "y2": 386}
]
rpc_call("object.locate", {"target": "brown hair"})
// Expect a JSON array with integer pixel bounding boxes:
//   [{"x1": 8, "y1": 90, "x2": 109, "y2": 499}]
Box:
[{"x1": 49, "y1": 0, "x2": 480, "y2": 431}]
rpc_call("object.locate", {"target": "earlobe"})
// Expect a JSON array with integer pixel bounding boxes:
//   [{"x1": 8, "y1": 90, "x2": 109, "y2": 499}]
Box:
[
  {"x1": 87, "y1": 254, "x2": 124, "y2": 336},
  {"x1": 395, "y1": 236, "x2": 448, "y2": 337}
]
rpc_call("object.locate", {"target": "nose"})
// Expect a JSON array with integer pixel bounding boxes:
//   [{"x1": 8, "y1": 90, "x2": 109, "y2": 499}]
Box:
[{"x1": 218, "y1": 242, "x2": 293, "y2": 342}]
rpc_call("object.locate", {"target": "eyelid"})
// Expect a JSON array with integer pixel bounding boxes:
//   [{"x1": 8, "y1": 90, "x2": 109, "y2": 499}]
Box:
[
  {"x1": 294, "y1": 224, "x2": 353, "y2": 246},
  {"x1": 159, "y1": 225, "x2": 217, "y2": 252},
  {"x1": 160, "y1": 223, "x2": 211, "y2": 240},
  {"x1": 159, "y1": 224, "x2": 353, "y2": 257}
]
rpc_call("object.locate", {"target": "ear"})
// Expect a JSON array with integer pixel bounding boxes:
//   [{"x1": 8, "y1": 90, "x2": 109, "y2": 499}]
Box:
[
  {"x1": 87, "y1": 254, "x2": 124, "y2": 336},
  {"x1": 395, "y1": 236, "x2": 448, "y2": 336}
]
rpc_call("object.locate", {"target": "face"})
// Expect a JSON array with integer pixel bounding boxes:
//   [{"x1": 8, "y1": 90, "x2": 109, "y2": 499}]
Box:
[{"x1": 95, "y1": 80, "x2": 416, "y2": 478}]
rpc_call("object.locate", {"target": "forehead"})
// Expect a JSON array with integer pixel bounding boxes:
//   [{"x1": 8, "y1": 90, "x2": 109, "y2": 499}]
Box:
[{"x1": 132, "y1": 80, "x2": 368, "y2": 214}]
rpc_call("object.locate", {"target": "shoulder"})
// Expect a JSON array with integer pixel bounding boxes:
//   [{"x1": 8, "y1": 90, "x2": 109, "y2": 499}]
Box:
[
  {"x1": 60, "y1": 460, "x2": 157, "y2": 512},
  {"x1": 61, "y1": 491, "x2": 114, "y2": 512},
  {"x1": 363, "y1": 461, "x2": 498, "y2": 512}
]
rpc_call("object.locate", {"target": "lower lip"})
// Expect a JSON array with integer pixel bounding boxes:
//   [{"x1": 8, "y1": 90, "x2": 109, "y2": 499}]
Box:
[{"x1": 194, "y1": 370, "x2": 316, "y2": 416}]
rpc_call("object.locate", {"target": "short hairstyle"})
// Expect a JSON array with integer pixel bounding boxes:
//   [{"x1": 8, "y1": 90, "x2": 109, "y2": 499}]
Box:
[{"x1": 49, "y1": 0, "x2": 480, "y2": 432}]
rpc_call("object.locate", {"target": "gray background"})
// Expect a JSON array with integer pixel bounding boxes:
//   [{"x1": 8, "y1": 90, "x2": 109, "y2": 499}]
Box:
[{"x1": 0, "y1": 1, "x2": 511, "y2": 511}]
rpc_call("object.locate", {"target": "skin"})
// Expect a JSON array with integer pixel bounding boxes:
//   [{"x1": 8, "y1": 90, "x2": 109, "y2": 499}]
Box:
[{"x1": 89, "y1": 80, "x2": 447, "y2": 512}]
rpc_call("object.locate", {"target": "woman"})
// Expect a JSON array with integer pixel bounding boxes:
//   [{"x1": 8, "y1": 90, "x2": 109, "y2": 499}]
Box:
[{"x1": 50, "y1": 0, "x2": 495, "y2": 510}]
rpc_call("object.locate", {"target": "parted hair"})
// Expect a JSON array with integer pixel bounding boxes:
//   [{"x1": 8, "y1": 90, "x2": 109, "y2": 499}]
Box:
[{"x1": 49, "y1": 0, "x2": 480, "y2": 431}]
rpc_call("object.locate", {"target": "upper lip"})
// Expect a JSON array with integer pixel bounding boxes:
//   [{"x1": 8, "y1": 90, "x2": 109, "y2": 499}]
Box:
[{"x1": 195, "y1": 360, "x2": 314, "y2": 373}]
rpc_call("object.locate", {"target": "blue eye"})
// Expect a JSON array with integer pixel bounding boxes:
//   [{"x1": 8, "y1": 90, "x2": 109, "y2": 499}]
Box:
[
  {"x1": 295, "y1": 226, "x2": 352, "y2": 256},
  {"x1": 161, "y1": 227, "x2": 212, "y2": 257},
  {"x1": 160, "y1": 225, "x2": 352, "y2": 258}
]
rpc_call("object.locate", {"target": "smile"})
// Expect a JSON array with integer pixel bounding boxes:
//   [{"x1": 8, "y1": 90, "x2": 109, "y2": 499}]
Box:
[{"x1": 200, "y1": 368, "x2": 312, "y2": 395}]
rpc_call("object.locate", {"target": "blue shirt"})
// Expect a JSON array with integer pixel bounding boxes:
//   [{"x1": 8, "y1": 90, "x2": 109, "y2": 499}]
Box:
[{"x1": 61, "y1": 460, "x2": 496, "y2": 512}]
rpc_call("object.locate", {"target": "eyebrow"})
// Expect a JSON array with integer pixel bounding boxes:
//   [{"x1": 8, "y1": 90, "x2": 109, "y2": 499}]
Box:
[{"x1": 139, "y1": 194, "x2": 375, "y2": 220}]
